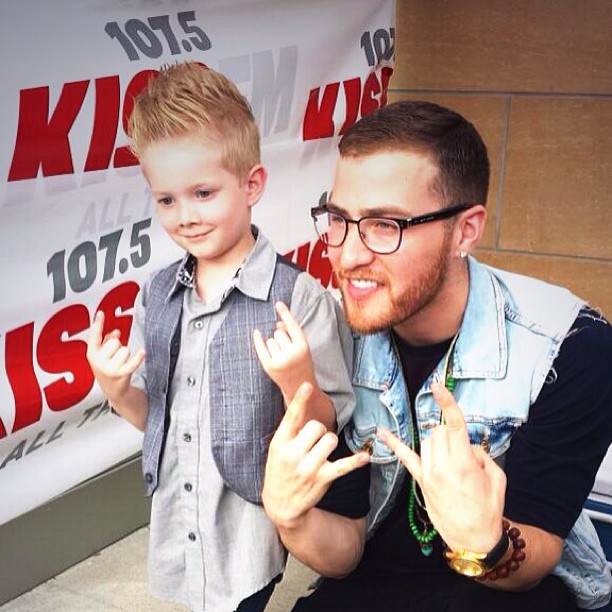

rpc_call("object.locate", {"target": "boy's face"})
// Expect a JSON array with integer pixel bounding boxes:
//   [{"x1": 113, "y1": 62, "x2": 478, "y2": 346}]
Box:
[{"x1": 139, "y1": 134, "x2": 265, "y2": 268}]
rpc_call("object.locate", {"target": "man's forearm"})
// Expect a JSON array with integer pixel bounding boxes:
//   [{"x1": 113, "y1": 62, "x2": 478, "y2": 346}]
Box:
[
  {"x1": 477, "y1": 522, "x2": 563, "y2": 592},
  {"x1": 278, "y1": 509, "x2": 365, "y2": 578}
]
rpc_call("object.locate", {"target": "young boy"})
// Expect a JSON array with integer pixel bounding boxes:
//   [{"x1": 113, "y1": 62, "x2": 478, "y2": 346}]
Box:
[{"x1": 86, "y1": 61, "x2": 355, "y2": 612}]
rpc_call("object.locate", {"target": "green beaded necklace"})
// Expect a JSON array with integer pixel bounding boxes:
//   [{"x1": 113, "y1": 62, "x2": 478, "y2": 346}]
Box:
[
  {"x1": 407, "y1": 361, "x2": 456, "y2": 556},
  {"x1": 407, "y1": 472, "x2": 437, "y2": 555}
]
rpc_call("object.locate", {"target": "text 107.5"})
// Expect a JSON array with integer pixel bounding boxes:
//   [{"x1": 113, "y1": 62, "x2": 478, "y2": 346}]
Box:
[
  {"x1": 105, "y1": 11, "x2": 211, "y2": 61},
  {"x1": 46, "y1": 218, "x2": 151, "y2": 303}
]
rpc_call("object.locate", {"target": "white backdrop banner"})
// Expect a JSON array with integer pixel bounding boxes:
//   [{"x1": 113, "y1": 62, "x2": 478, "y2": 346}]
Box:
[{"x1": 0, "y1": 0, "x2": 396, "y2": 525}]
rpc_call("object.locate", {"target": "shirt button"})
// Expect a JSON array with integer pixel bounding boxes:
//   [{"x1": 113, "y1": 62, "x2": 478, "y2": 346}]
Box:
[
  {"x1": 144, "y1": 472, "x2": 153, "y2": 484},
  {"x1": 183, "y1": 433, "x2": 192, "y2": 442},
  {"x1": 184, "y1": 483, "x2": 193, "y2": 492},
  {"x1": 194, "y1": 320, "x2": 204, "y2": 329},
  {"x1": 186, "y1": 376, "x2": 196, "y2": 387},
  {"x1": 188, "y1": 532, "x2": 196, "y2": 542}
]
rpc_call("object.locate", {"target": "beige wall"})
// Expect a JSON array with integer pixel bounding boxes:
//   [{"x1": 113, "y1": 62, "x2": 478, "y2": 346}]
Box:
[{"x1": 391, "y1": 0, "x2": 612, "y2": 317}]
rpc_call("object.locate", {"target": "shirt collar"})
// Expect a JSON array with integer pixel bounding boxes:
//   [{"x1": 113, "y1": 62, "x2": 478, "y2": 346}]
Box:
[
  {"x1": 451, "y1": 256, "x2": 507, "y2": 379},
  {"x1": 166, "y1": 225, "x2": 277, "y2": 302},
  {"x1": 233, "y1": 227, "x2": 278, "y2": 301}
]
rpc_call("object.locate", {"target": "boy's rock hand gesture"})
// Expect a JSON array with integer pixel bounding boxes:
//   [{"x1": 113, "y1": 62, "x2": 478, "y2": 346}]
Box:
[
  {"x1": 253, "y1": 301, "x2": 316, "y2": 404},
  {"x1": 86, "y1": 310, "x2": 145, "y2": 405}
]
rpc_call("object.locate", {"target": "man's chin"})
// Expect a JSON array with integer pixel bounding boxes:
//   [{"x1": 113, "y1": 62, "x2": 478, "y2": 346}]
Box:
[{"x1": 343, "y1": 306, "x2": 390, "y2": 336}]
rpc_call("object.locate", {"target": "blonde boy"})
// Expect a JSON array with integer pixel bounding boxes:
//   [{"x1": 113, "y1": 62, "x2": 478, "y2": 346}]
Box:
[{"x1": 86, "y1": 61, "x2": 354, "y2": 612}]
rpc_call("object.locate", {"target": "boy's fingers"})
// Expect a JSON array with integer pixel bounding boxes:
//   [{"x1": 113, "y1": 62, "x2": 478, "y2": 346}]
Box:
[
  {"x1": 253, "y1": 329, "x2": 271, "y2": 364},
  {"x1": 265, "y1": 338, "x2": 285, "y2": 360},
  {"x1": 124, "y1": 348, "x2": 146, "y2": 374},
  {"x1": 275, "y1": 302, "x2": 304, "y2": 341},
  {"x1": 88, "y1": 311, "x2": 105, "y2": 349},
  {"x1": 273, "y1": 329, "x2": 292, "y2": 350},
  {"x1": 102, "y1": 329, "x2": 122, "y2": 345}
]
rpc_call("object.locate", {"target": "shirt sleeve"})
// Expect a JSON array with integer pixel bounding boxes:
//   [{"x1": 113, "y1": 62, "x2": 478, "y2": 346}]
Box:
[
  {"x1": 503, "y1": 307, "x2": 612, "y2": 537},
  {"x1": 127, "y1": 284, "x2": 147, "y2": 394},
  {"x1": 290, "y1": 274, "x2": 356, "y2": 431}
]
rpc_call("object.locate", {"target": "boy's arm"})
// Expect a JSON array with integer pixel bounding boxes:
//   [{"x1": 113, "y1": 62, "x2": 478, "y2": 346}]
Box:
[
  {"x1": 253, "y1": 301, "x2": 336, "y2": 430},
  {"x1": 87, "y1": 310, "x2": 148, "y2": 431}
]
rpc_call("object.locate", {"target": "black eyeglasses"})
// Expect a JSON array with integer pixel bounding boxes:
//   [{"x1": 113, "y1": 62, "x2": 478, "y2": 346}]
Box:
[{"x1": 310, "y1": 202, "x2": 476, "y2": 255}]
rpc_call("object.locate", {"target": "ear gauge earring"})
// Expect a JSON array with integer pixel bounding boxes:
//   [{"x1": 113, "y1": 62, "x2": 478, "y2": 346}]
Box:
[{"x1": 459, "y1": 251, "x2": 467, "y2": 259}]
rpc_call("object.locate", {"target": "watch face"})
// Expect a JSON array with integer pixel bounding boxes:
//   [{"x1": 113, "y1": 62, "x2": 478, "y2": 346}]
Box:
[{"x1": 449, "y1": 557, "x2": 486, "y2": 578}]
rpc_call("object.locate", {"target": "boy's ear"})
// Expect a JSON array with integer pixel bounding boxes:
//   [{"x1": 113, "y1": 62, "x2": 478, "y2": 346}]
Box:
[{"x1": 245, "y1": 164, "x2": 267, "y2": 207}]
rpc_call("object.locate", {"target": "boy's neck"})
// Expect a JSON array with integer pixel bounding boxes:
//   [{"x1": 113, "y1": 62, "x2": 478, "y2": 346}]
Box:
[{"x1": 193, "y1": 234, "x2": 255, "y2": 303}]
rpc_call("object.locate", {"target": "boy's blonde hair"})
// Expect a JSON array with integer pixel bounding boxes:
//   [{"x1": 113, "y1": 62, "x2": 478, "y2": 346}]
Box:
[{"x1": 128, "y1": 61, "x2": 260, "y2": 181}]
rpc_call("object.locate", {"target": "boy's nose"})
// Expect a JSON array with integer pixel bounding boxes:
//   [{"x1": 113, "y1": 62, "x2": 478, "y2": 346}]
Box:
[{"x1": 177, "y1": 200, "x2": 199, "y2": 225}]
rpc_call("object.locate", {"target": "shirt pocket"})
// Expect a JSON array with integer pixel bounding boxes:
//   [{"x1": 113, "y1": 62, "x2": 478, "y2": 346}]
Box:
[{"x1": 347, "y1": 385, "x2": 409, "y2": 464}]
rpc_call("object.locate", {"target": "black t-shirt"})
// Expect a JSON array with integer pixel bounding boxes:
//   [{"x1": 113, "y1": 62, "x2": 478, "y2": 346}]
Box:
[
  {"x1": 504, "y1": 307, "x2": 612, "y2": 536},
  {"x1": 351, "y1": 306, "x2": 612, "y2": 577},
  {"x1": 316, "y1": 434, "x2": 371, "y2": 518}
]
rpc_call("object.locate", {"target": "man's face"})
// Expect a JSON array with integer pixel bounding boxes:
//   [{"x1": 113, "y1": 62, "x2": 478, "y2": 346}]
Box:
[
  {"x1": 327, "y1": 150, "x2": 455, "y2": 342},
  {"x1": 139, "y1": 134, "x2": 258, "y2": 268}
]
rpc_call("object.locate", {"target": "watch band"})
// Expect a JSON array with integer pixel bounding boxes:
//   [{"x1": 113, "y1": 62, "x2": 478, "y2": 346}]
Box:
[
  {"x1": 444, "y1": 525, "x2": 510, "y2": 577},
  {"x1": 481, "y1": 526, "x2": 510, "y2": 569}
]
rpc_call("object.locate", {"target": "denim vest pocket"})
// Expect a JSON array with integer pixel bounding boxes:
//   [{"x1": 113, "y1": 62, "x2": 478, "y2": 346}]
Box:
[
  {"x1": 348, "y1": 385, "x2": 409, "y2": 464},
  {"x1": 463, "y1": 417, "x2": 521, "y2": 459}
]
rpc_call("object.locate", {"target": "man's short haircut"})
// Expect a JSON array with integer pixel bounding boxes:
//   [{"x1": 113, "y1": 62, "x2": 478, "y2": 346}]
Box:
[
  {"x1": 338, "y1": 100, "x2": 490, "y2": 206},
  {"x1": 128, "y1": 61, "x2": 260, "y2": 181}
]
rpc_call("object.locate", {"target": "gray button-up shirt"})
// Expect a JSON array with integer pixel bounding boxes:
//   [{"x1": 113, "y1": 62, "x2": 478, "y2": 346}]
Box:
[{"x1": 130, "y1": 230, "x2": 354, "y2": 611}]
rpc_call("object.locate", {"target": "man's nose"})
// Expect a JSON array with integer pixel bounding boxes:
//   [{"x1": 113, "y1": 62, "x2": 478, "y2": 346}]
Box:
[{"x1": 338, "y1": 221, "x2": 375, "y2": 269}]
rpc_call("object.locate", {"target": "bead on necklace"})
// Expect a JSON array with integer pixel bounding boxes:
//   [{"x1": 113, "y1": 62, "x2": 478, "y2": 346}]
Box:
[{"x1": 407, "y1": 370, "x2": 456, "y2": 556}]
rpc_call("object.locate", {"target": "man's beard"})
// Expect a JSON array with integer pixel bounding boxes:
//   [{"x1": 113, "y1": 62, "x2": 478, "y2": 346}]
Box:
[{"x1": 338, "y1": 236, "x2": 452, "y2": 335}]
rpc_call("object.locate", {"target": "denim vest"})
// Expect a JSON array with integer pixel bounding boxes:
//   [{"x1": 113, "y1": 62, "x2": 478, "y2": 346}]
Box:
[
  {"x1": 344, "y1": 257, "x2": 611, "y2": 609},
  {"x1": 141, "y1": 254, "x2": 301, "y2": 504}
]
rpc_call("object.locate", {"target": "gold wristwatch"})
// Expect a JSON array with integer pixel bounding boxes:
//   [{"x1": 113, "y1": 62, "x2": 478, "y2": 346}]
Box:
[{"x1": 444, "y1": 528, "x2": 510, "y2": 577}]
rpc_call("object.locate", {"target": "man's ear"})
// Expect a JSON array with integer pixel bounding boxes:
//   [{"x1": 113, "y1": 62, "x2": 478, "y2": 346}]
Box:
[
  {"x1": 245, "y1": 164, "x2": 267, "y2": 208},
  {"x1": 456, "y1": 204, "x2": 486, "y2": 255}
]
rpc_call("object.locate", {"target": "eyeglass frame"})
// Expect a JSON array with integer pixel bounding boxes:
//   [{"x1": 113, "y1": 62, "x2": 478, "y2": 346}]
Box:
[{"x1": 310, "y1": 202, "x2": 477, "y2": 255}]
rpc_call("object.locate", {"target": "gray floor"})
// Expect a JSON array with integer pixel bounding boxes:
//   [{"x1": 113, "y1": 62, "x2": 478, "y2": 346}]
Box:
[{"x1": 0, "y1": 527, "x2": 318, "y2": 611}]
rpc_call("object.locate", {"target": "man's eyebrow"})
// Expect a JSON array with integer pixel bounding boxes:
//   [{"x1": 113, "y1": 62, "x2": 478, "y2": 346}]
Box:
[
  {"x1": 325, "y1": 201, "x2": 412, "y2": 218},
  {"x1": 323, "y1": 201, "x2": 347, "y2": 214}
]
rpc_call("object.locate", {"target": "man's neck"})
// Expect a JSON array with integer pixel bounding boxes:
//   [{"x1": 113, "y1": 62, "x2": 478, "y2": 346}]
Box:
[{"x1": 393, "y1": 264, "x2": 469, "y2": 347}]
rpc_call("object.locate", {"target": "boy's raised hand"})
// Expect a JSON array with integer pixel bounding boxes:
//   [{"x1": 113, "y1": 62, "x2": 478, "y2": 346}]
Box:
[
  {"x1": 253, "y1": 302, "x2": 316, "y2": 402},
  {"x1": 86, "y1": 311, "x2": 145, "y2": 405}
]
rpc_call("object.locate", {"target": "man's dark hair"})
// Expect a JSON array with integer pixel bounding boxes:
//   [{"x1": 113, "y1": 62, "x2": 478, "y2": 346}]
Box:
[{"x1": 339, "y1": 100, "x2": 490, "y2": 206}]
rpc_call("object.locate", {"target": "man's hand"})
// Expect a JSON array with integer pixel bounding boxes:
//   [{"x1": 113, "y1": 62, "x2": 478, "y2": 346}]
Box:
[
  {"x1": 262, "y1": 382, "x2": 370, "y2": 530},
  {"x1": 86, "y1": 310, "x2": 145, "y2": 405},
  {"x1": 377, "y1": 382, "x2": 506, "y2": 554},
  {"x1": 253, "y1": 301, "x2": 316, "y2": 403}
]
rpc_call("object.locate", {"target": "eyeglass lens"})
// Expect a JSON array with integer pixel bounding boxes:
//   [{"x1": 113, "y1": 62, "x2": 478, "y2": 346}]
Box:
[{"x1": 313, "y1": 211, "x2": 401, "y2": 254}]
